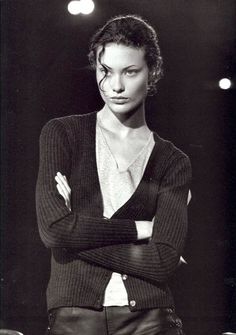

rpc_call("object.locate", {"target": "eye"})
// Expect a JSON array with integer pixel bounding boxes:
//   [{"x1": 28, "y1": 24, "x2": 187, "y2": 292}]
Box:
[
  {"x1": 99, "y1": 67, "x2": 112, "y2": 77},
  {"x1": 98, "y1": 67, "x2": 106, "y2": 73},
  {"x1": 125, "y1": 69, "x2": 139, "y2": 76}
]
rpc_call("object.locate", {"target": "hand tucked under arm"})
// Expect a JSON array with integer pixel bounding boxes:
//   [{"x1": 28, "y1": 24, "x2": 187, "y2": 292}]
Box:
[
  {"x1": 76, "y1": 156, "x2": 192, "y2": 283},
  {"x1": 55, "y1": 171, "x2": 154, "y2": 242},
  {"x1": 36, "y1": 119, "x2": 138, "y2": 250},
  {"x1": 135, "y1": 218, "x2": 154, "y2": 240},
  {"x1": 55, "y1": 172, "x2": 71, "y2": 211}
]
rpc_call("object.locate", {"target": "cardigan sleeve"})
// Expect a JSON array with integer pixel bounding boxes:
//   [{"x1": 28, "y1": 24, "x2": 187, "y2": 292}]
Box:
[
  {"x1": 77, "y1": 156, "x2": 192, "y2": 283},
  {"x1": 36, "y1": 118, "x2": 138, "y2": 250}
]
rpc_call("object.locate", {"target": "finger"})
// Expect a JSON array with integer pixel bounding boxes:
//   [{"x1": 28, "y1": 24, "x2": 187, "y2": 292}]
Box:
[
  {"x1": 56, "y1": 172, "x2": 71, "y2": 194},
  {"x1": 55, "y1": 175, "x2": 65, "y2": 189},
  {"x1": 187, "y1": 189, "x2": 192, "y2": 205},
  {"x1": 55, "y1": 175, "x2": 70, "y2": 192},
  {"x1": 55, "y1": 179, "x2": 70, "y2": 201},
  {"x1": 58, "y1": 179, "x2": 71, "y2": 197},
  {"x1": 56, "y1": 172, "x2": 67, "y2": 184},
  {"x1": 63, "y1": 175, "x2": 71, "y2": 194},
  {"x1": 63, "y1": 178, "x2": 71, "y2": 194},
  {"x1": 65, "y1": 200, "x2": 71, "y2": 211},
  {"x1": 57, "y1": 185, "x2": 71, "y2": 210},
  {"x1": 56, "y1": 184, "x2": 67, "y2": 201}
]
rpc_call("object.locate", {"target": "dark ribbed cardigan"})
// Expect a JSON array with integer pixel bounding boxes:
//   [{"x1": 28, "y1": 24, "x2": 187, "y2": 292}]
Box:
[{"x1": 36, "y1": 111, "x2": 192, "y2": 312}]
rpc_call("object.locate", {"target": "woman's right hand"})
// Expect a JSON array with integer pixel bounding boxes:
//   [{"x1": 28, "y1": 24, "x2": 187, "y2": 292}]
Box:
[
  {"x1": 135, "y1": 218, "x2": 154, "y2": 240},
  {"x1": 55, "y1": 172, "x2": 71, "y2": 211}
]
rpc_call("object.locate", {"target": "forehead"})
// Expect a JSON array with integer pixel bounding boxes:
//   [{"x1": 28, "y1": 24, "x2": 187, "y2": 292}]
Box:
[{"x1": 97, "y1": 43, "x2": 146, "y2": 68}]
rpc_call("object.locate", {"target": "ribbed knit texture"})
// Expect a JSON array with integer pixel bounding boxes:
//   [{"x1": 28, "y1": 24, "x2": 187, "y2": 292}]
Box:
[{"x1": 36, "y1": 111, "x2": 192, "y2": 312}]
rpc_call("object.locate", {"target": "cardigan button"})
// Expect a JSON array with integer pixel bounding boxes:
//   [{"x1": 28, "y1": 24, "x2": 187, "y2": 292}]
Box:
[
  {"x1": 122, "y1": 274, "x2": 128, "y2": 280},
  {"x1": 130, "y1": 300, "x2": 136, "y2": 307}
]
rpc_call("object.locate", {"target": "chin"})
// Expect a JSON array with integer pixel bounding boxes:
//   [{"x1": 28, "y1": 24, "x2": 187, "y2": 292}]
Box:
[{"x1": 107, "y1": 101, "x2": 143, "y2": 116}]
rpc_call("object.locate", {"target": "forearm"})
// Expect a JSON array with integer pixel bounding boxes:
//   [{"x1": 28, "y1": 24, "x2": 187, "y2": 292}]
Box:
[
  {"x1": 36, "y1": 184, "x2": 138, "y2": 249},
  {"x1": 76, "y1": 160, "x2": 191, "y2": 283},
  {"x1": 77, "y1": 241, "x2": 180, "y2": 283},
  {"x1": 36, "y1": 118, "x2": 138, "y2": 250}
]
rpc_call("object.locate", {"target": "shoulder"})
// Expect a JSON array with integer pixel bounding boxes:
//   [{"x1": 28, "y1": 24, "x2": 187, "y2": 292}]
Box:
[
  {"x1": 153, "y1": 132, "x2": 189, "y2": 161},
  {"x1": 40, "y1": 111, "x2": 97, "y2": 140},
  {"x1": 153, "y1": 132, "x2": 192, "y2": 183},
  {"x1": 41, "y1": 111, "x2": 97, "y2": 131}
]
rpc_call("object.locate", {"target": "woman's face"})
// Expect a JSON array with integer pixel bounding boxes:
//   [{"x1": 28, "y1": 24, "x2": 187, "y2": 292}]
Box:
[{"x1": 96, "y1": 43, "x2": 149, "y2": 115}]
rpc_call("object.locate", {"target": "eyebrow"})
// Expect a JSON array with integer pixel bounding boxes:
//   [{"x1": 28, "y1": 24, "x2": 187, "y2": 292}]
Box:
[
  {"x1": 100, "y1": 63, "x2": 140, "y2": 70},
  {"x1": 100, "y1": 63, "x2": 111, "y2": 70}
]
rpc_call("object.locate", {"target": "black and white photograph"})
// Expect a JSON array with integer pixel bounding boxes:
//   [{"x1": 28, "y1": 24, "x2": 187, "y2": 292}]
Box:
[{"x1": 1, "y1": 1, "x2": 236, "y2": 334}]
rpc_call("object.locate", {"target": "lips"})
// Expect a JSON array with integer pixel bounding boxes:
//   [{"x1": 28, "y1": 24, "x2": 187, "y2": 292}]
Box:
[{"x1": 110, "y1": 97, "x2": 129, "y2": 104}]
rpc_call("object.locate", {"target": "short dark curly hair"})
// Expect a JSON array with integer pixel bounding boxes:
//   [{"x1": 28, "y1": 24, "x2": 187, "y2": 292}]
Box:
[{"x1": 88, "y1": 14, "x2": 163, "y2": 95}]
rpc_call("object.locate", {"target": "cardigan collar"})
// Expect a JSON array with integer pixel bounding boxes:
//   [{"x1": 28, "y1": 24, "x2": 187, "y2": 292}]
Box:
[{"x1": 77, "y1": 111, "x2": 171, "y2": 219}]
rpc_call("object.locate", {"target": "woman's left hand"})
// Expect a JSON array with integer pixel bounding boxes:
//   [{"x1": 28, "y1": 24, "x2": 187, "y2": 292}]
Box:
[{"x1": 55, "y1": 172, "x2": 71, "y2": 211}]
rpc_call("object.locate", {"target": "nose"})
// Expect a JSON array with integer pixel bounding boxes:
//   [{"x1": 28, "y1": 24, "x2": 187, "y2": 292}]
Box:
[{"x1": 110, "y1": 74, "x2": 125, "y2": 93}]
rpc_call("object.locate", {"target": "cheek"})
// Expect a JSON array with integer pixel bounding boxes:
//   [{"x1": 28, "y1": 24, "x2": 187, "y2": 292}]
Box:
[
  {"x1": 96, "y1": 71, "x2": 102, "y2": 88},
  {"x1": 131, "y1": 77, "x2": 148, "y2": 97},
  {"x1": 96, "y1": 72, "x2": 109, "y2": 94}
]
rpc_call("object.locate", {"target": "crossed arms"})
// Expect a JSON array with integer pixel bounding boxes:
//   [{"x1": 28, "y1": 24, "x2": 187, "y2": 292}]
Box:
[{"x1": 36, "y1": 119, "x2": 192, "y2": 283}]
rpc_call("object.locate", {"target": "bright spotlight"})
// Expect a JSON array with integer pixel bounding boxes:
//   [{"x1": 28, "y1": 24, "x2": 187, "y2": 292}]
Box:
[
  {"x1": 80, "y1": 0, "x2": 95, "y2": 15},
  {"x1": 68, "y1": 1, "x2": 81, "y2": 15},
  {"x1": 219, "y1": 78, "x2": 232, "y2": 90}
]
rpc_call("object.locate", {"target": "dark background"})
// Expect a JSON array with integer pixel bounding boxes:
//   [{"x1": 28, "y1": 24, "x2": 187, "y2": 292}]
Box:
[{"x1": 1, "y1": 1, "x2": 236, "y2": 334}]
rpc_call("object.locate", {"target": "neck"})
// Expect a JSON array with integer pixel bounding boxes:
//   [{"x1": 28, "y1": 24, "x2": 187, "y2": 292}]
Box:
[{"x1": 98, "y1": 103, "x2": 149, "y2": 137}]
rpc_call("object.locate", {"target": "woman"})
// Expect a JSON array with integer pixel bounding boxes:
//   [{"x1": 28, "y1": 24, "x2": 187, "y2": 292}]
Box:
[{"x1": 36, "y1": 15, "x2": 192, "y2": 335}]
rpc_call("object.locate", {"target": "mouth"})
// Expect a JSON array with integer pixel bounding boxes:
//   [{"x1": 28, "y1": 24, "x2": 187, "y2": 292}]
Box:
[{"x1": 110, "y1": 97, "x2": 129, "y2": 104}]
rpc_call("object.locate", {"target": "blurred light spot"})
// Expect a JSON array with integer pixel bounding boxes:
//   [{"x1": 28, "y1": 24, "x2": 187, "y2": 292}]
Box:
[
  {"x1": 80, "y1": 0, "x2": 95, "y2": 15},
  {"x1": 68, "y1": 1, "x2": 81, "y2": 15},
  {"x1": 67, "y1": 0, "x2": 94, "y2": 15},
  {"x1": 219, "y1": 78, "x2": 232, "y2": 90}
]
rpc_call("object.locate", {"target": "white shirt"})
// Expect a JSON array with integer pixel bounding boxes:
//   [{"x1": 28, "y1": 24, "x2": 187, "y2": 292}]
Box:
[{"x1": 96, "y1": 120, "x2": 155, "y2": 306}]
